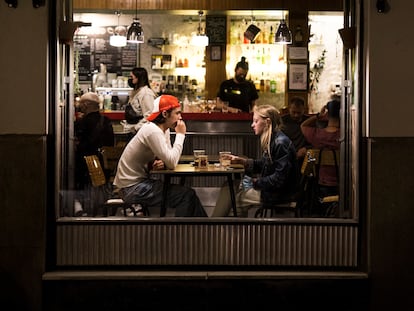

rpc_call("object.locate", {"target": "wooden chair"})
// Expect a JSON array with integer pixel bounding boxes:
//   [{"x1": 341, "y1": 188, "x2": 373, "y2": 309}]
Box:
[
  {"x1": 84, "y1": 154, "x2": 149, "y2": 217},
  {"x1": 296, "y1": 148, "x2": 340, "y2": 217},
  {"x1": 100, "y1": 145, "x2": 125, "y2": 183},
  {"x1": 254, "y1": 201, "x2": 298, "y2": 218}
]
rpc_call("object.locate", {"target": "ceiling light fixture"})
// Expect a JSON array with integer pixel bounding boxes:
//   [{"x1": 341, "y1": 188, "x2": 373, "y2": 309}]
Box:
[
  {"x1": 110, "y1": 11, "x2": 127, "y2": 47},
  {"x1": 275, "y1": 19, "x2": 292, "y2": 44},
  {"x1": 244, "y1": 13, "x2": 261, "y2": 43},
  {"x1": 127, "y1": 0, "x2": 144, "y2": 43},
  {"x1": 191, "y1": 10, "x2": 209, "y2": 47}
]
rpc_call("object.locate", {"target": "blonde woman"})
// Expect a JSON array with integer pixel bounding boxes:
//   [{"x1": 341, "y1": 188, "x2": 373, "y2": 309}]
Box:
[{"x1": 212, "y1": 105, "x2": 298, "y2": 217}]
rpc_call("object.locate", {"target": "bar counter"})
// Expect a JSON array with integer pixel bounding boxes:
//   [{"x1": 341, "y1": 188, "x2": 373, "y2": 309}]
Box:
[{"x1": 102, "y1": 111, "x2": 253, "y2": 122}]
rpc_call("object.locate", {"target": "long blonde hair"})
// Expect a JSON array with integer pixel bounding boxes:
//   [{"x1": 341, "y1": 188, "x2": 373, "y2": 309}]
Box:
[{"x1": 253, "y1": 105, "x2": 282, "y2": 157}]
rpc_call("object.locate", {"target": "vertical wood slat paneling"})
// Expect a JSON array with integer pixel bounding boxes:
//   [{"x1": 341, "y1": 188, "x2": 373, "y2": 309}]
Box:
[
  {"x1": 57, "y1": 222, "x2": 358, "y2": 267},
  {"x1": 181, "y1": 134, "x2": 260, "y2": 187},
  {"x1": 73, "y1": 0, "x2": 343, "y2": 12}
]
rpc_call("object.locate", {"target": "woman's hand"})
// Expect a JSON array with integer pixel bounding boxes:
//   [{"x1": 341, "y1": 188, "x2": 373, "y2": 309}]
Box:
[
  {"x1": 230, "y1": 155, "x2": 248, "y2": 165},
  {"x1": 320, "y1": 105, "x2": 328, "y2": 117}
]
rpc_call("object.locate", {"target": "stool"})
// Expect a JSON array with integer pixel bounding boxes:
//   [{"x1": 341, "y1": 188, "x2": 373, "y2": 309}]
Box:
[
  {"x1": 104, "y1": 199, "x2": 150, "y2": 217},
  {"x1": 254, "y1": 201, "x2": 298, "y2": 218}
]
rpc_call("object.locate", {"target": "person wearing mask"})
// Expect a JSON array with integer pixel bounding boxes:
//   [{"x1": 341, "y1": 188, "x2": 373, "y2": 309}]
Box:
[
  {"x1": 114, "y1": 95, "x2": 207, "y2": 217},
  {"x1": 74, "y1": 92, "x2": 115, "y2": 215},
  {"x1": 211, "y1": 105, "x2": 298, "y2": 217},
  {"x1": 217, "y1": 56, "x2": 259, "y2": 113},
  {"x1": 124, "y1": 67, "x2": 157, "y2": 136}
]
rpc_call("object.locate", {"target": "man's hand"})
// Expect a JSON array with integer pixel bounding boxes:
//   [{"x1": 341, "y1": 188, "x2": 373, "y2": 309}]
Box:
[
  {"x1": 151, "y1": 159, "x2": 165, "y2": 170},
  {"x1": 175, "y1": 119, "x2": 186, "y2": 135}
]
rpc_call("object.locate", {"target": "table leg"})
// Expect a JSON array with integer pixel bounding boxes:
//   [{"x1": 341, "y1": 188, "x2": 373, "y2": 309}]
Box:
[
  {"x1": 160, "y1": 175, "x2": 170, "y2": 217},
  {"x1": 227, "y1": 174, "x2": 238, "y2": 217}
]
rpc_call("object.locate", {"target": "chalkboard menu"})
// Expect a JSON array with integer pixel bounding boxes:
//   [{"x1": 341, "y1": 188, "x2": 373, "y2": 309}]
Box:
[
  {"x1": 206, "y1": 16, "x2": 227, "y2": 44},
  {"x1": 74, "y1": 27, "x2": 138, "y2": 82}
]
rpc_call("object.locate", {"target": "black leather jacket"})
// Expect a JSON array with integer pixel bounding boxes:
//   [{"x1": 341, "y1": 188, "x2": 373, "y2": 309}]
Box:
[{"x1": 246, "y1": 130, "x2": 298, "y2": 204}]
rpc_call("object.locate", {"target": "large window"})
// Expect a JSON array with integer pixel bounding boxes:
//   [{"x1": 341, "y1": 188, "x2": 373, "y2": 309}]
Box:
[{"x1": 57, "y1": 10, "x2": 354, "y2": 221}]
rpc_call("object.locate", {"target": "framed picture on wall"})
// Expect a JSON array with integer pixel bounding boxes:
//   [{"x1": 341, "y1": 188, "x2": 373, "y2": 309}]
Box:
[
  {"x1": 210, "y1": 45, "x2": 222, "y2": 61},
  {"x1": 288, "y1": 47, "x2": 308, "y2": 60},
  {"x1": 288, "y1": 63, "x2": 308, "y2": 91}
]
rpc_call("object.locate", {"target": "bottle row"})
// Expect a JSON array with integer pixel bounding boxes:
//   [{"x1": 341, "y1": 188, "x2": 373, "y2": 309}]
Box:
[{"x1": 229, "y1": 20, "x2": 283, "y2": 45}]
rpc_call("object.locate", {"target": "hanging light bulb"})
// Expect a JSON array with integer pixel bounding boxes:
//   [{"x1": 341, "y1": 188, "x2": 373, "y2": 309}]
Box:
[
  {"x1": 191, "y1": 10, "x2": 209, "y2": 47},
  {"x1": 275, "y1": 19, "x2": 292, "y2": 44},
  {"x1": 127, "y1": 0, "x2": 144, "y2": 43},
  {"x1": 110, "y1": 11, "x2": 127, "y2": 47}
]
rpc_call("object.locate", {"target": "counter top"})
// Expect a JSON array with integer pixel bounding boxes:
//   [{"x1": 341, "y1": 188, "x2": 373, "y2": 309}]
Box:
[
  {"x1": 102, "y1": 111, "x2": 125, "y2": 120},
  {"x1": 102, "y1": 111, "x2": 253, "y2": 121},
  {"x1": 181, "y1": 112, "x2": 252, "y2": 121}
]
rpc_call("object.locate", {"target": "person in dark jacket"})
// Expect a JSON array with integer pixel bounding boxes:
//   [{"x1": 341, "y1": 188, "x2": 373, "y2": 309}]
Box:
[
  {"x1": 74, "y1": 92, "x2": 115, "y2": 190},
  {"x1": 281, "y1": 96, "x2": 311, "y2": 161},
  {"x1": 211, "y1": 104, "x2": 298, "y2": 217},
  {"x1": 217, "y1": 56, "x2": 258, "y2": 113}
]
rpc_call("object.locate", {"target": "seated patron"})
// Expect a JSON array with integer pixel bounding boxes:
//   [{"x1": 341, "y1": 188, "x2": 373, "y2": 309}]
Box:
[
  {"x1": 281, "y1": 96, "x2": 311, "y2": 161},
  {"x1": 114, "y1": 95, "x2": 207, "y2": 217},
  {"x1": 211, "y1": 105, "x2": 298, "y2": 217},
  {"x1": 74, "y1": 92, "x2": 115, "y2": 190},
  {"x1": 301, "y1": 98, "x2": 341, "y2": 201},
  {"x1": 74, "y1": 92, "x2": 115, "y2": 216}
]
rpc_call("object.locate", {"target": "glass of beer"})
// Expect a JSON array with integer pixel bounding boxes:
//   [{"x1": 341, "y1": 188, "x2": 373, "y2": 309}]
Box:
[
  {"x1": 193, "y1": 149, "x2": 205, "y2": 167},
  {"x1": 198, "y1": 154, "x2": 208, "y2": 169},
  {"x1": 219, "y1": 151, "x2": 232, "y2": 168}
]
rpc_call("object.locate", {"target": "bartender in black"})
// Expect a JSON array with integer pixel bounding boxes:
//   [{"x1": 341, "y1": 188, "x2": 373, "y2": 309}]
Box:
[{"x1": 217, "y1": 56, "x2": 259, "y2": 113}]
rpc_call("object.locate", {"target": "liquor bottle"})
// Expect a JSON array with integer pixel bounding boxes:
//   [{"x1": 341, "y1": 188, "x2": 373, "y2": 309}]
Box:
[
  {"x1": 270, "y1": 79, "x2": 277, "y2": 93},
  {"x1": 268, "y1": 26, "x2": 274, "y2": 43},
  {"x1": 255, "y1": 23, "x2": 261, "y2": 43},
  {"x1": 262, "y1": 23, "x2": 268, "y2": 44},
  {"x1": 104, "y1": 91, "x2": 112, "y2": 111},
  {"x1": 261, "y1": 48, "x2": 266, "y2": 65}
]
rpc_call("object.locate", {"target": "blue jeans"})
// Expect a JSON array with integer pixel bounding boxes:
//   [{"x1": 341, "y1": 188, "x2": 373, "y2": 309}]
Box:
[{"x1": 120, "y1": 179, "x2": 207, "y2": 217}]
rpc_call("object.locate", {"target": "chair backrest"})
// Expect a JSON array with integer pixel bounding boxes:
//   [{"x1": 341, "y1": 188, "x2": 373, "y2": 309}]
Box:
[
  {"x1": 84, "y1": 155, "x2": 107, "y2": 187},
  {"x1": 301, "y1": 148, "x2": 340, "y2": 177},
  {"x1": 100, "y1": 145, "x2": 125, "y2": 181},
  {"x1": 299, "y1": 149, "x2": 340, "y2": 216}
]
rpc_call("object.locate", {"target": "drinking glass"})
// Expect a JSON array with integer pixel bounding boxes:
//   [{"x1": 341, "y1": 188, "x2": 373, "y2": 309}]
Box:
[
  {"x1": 207, "y1": 99, "x2": 216, "y2": 112},
  {"x1": 198, "y1": 100, "x2": 207, "y2": 113},
  {"x1": 193, "y1": 149, "x2": 205, "y2": 166},
  {"x1": 198, "y1": 155, "x2": 208, "y2": 169},
  {"x1": 219, "y1": 151, "x2": 232, "y2": 168},
  {"x1": 221, "y1": 101, "x2": 229, "y2": 113}
]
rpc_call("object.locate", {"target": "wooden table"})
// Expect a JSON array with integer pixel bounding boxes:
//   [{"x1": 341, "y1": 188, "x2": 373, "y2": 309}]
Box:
[
  {"x1": 150, "y1": 163, "x2": 244, "y2": 217},
  {"x1": 179, "y1": 154, "x2": 219, "y2": 163}
]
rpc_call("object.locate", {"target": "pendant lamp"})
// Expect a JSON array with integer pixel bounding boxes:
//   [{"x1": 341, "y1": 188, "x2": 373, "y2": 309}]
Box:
[
  {"x1": 127, "y1": 0, "x2": 144, "y2": 43},
  {"x1": 191, "y1": 10, "x2": 209, "y2": 47},
  {"x1": 275, "y1": 19, "x2": 292, "y2": 44},
  {"x1": 110, "y1": 11, "x2": 127, "y2": 47}
]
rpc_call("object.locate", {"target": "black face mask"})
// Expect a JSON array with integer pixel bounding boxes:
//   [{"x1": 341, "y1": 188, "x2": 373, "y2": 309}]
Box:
[
  {"x1": 128, "y1": 78, "x2": 136, "y2": 88},
  {"x1": 235, "y1": 74, "x2": 246, "y2": 83}
]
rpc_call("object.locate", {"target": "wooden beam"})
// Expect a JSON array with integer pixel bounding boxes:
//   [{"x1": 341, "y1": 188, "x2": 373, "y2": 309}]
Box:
[{"x1": 73, "y1": 0, "x2": 342, "y2": 12}]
